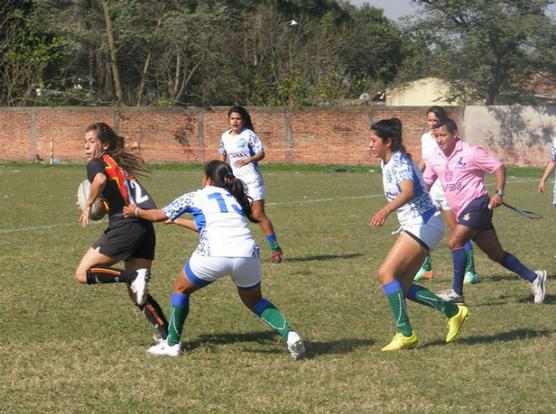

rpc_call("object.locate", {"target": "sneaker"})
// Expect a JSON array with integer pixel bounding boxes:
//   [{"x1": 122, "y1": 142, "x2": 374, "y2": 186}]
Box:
[
  {"x1": 146, "y1": 339, "x2": 181, "y2": 357},
  {"x1": 463, "y1": 271, "x2": 481, "y2": 284},
  {"x1": 131, "y1": 268, "x2": 150, "y2": 306},
  {"x1": 271, "y1": 251, "x2": 283, "y2": 264},
  {"x1": 414, "y1": 257, "x2": 433, "y2": 281},
  {"x1": 529, "y1": 270, "x2": 547, "y2": 304},
  {"x1": 436, "y1": 289, "x2": 465, "y2": 305},
  {"x1": 381, "y1": 331, "x2": 418, "y2": 351},
  {"x1": 286, "y1": 331, "x2": 305, "y2": 359},
  {"x1": 414, "y1": 269, "x2": 434, "y2": 281},
  {"x1": 446, "y1": 305, "x2": 469, "y2": 343}
]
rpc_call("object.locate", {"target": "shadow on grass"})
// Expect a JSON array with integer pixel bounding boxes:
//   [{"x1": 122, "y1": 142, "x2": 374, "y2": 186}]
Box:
[
  {"x1": 422, "y1": 329, "x2": 551, "y2": 349},
  {"x1": 285, "y1": 253, "x2": 363, "y2": 263},
  {"x1": 517, "y1": 294, "x2": 556, "y2": 305},
  {"x1": 302, "y1": 338, "x2": 375, "y2": 358},
  {"x1": 182, "y1": 330, "x2": 277, "y2": 351},
  {"x1": 182, "y1": 331, "x2": 375, "y2": 358}
]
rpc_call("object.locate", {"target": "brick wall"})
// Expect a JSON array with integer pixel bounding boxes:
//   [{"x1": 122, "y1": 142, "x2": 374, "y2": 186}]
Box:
[{"x1": 0, "y1": 106, "x2": 553, "y2": 166}]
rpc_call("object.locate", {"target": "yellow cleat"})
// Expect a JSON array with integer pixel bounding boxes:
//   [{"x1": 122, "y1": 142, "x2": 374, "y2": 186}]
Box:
[
  {"x1": 381, "y1": 331, "x2": 418, "y2": 351},
  {"x1": 446, "y1": 305, "x2": 469, "y2": 343}
]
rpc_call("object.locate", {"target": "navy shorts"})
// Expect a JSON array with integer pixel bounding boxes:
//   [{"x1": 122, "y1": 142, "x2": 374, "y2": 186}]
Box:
[
  {"x1": 457, "y1": 195, "x2": 494, "y2": 231},
  {"x1": 92, "y1": 218, "x2": 156, "y2": 261}
]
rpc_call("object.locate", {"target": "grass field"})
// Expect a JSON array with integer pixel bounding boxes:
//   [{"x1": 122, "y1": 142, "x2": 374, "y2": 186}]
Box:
[{"x1": 0, "y1": 163, "x2": 554, "y2": 413}]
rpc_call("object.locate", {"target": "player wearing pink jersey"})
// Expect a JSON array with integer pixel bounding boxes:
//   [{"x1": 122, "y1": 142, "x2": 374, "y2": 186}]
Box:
[
  {"x1": 415, "y1": 106, "x2": 480, "y2": 284},
  {"x1": 423, "y1": 118, "x2": 547, "y2": 304}
]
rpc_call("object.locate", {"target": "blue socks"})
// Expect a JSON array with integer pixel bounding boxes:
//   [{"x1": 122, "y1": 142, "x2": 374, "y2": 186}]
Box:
[
  {"x1": 501, "y1": 253, "x2": 537, "y2": 282},
  {"x1": 451, "y1": 247, "x2": 466, "y2": 295}
]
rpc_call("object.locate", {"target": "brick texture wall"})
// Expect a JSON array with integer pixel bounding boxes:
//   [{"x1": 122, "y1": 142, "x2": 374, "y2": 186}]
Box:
[{"x1": 0, "y1": 106, "x2": 552, "y2": 166}]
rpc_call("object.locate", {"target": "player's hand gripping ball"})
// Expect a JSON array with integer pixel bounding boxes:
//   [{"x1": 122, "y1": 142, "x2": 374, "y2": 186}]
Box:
[{"x1": 77, "y1": 179, "x2": 107, "y2": 220}]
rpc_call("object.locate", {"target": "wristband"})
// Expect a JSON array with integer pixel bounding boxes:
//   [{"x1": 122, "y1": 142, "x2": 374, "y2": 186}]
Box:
[{"x1": 134, "y1": 207, "x2": 140, "y2": 217}]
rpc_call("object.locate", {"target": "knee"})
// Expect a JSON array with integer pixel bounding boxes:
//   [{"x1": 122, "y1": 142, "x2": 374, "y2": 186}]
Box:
[
  {"x1": 448, "y1": 237, "x2": 464, "y2": 250},
  {"x1": 75, "y1": 268, "x2": 87, "y2": 284},
  {"x1": 377, "y1": 266, "x2": 392, "y2": 285}
]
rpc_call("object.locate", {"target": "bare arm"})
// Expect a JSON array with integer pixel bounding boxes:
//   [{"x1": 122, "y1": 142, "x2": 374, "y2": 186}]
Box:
[
  {"x1": 80, "y1": 173, "x2": 107, "y2": 228},
  {"x1": 369, "y1": 180, "x2": 414, "y2": 229},
  {"x1": 488, "y1": 165, "x2": 506, "y2": 209},
  {"x1": 538, "y1": 160, "x2": 556, "y2": 194},
  {"x1": 234, "y1": 150, "x2": 265, "y2": 167},
  {"x1": 122, "y1": 204, "x2": 169, "y2": 222},
  {"x1": 170, "y1": 218, "x2": 199, "y2": 232}
]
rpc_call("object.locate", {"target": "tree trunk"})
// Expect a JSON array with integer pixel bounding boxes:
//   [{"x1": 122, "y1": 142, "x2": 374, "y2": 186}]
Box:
[{"x1": 100, "y1": 0, "x2": 123, "y2": 104}]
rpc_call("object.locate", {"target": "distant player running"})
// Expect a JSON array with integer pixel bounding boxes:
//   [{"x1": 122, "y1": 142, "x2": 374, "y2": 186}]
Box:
[
  {"x1": 219, "y1": 106, "x2": 283, "y2": 263},
  {"x1": 123, "y1": 160, "x2": 304, "y2": 358},
  {"x1": 415, "y1": 106, "x2": 480, "y2": 284},
  {"x1": 423, "y1": 118, "x2": 547, "y2": 304},
  {"x1": 538, "y1": 136, "x2": 556, "y2": 258},
  {"x1": 75, "y1": 122, "x2": 169, "y2": 340},
  {"x1": 369, "y1": 118, "x2": 468, "y2": 351}
]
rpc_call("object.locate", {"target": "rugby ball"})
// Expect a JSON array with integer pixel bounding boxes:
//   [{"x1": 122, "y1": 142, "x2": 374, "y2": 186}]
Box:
[{"x1": 77, "y1": 179, "x2": 107, "y2": 220}]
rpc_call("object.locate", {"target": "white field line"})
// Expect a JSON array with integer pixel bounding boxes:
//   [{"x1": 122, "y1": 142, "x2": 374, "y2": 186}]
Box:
[{"x1": 0, "y1": 177, "x2": 543, "y2": 235}]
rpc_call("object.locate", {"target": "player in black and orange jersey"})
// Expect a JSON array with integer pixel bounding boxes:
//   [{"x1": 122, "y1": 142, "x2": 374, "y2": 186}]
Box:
[{"x1": 75, "y1": 122, "x2": 168, "y2": 341}]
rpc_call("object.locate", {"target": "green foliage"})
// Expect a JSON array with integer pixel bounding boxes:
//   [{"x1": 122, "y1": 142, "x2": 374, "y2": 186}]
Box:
[{"x1": 410, "y1": 0, "x2": 556, "y2": 104}]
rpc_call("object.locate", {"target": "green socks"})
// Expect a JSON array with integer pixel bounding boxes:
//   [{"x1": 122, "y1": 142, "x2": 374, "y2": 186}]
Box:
[
  {"x1": 252, "y1": 298, "x2": 290, "y2": 338},
  {"x1": 383, "y1": 280, "x2": 412, "y2": 337},
  {"x1": 167, "y1": 293, "x2": 190, "y2": 346},
  {"x1": 406, "y1": 284, "x2": 459, "y2": 318}
]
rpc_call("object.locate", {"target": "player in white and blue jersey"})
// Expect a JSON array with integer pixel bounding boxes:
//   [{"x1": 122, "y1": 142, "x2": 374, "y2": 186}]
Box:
[
  {"x1": 368, "y1": 118, "x2": 468, "y2": 351},
  {"x1": 538, "y1": 136, "x2": 556, "y2": 258},
  {"x1": 123, "y1": 160, "x2": 304, "y2": 359},
  {"x1": 219, "y1": 106, "x2": 283, "y2": 263}
]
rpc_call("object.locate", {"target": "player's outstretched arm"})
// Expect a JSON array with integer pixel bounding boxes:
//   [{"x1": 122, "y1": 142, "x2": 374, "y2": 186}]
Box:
[
  {"x1": 123, "y1": 204, "x2": 168, "y2": 222},
  {"x1": 167, "y1": 218, "x2": 199, "y2": 232}
]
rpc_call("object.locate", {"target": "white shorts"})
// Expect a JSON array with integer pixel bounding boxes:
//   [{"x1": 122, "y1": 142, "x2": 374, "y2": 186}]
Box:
[
  {"x1": 185, "y1": 251, "x2": 262, "y2": 290},
  {"x1": 402, "y1": 211, "x2": 445, "y2": 251},
  {"x1": 430, "y1": 195, "x2": 450, "y2": 211},
  {"x1": 245, "y1": 181, "x2": 265, "y2": 201}
]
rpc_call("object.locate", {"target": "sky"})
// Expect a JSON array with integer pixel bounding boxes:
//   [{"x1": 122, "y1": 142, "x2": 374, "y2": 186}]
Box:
[
  {"x1": 347, "y1": 0, "x2": 556, "y2": 21},
  {"x1": 346, "y1": 0, "x2": 419, "y2": 21}
]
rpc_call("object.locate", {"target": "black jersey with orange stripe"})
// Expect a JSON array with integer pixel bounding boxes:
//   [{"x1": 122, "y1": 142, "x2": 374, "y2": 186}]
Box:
[{"x1": 87, "y1": 156, "x2": 156, "y2": 219}]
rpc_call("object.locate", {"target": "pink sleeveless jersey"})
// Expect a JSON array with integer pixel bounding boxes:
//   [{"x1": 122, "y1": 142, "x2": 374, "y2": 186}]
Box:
[{"x1": 422, "y1": 139, "x2": 503, "y2": 217}]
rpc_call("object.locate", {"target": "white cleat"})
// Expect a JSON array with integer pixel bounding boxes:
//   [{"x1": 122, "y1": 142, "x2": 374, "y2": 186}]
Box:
[
  {"x1": 530, "y1": 270, "x2": 547, "y2": 304},
  {"x1": 147, "y1": 339, "x2": 181, "y2": 357},
  {"x1": 131, "y1": 268, "x2": 150, "y2": 305},
  {"x1": 286, "y1": 331, "x2": 305, "y2": 360}
]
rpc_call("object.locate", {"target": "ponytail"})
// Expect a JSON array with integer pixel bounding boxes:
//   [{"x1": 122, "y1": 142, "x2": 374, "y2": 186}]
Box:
[
  {"x1": 370, "y1": 117, "x2": 410, "y2": 157},
  {"x1": 204, "y1": 160, "x2": 259, "y2": 223}
]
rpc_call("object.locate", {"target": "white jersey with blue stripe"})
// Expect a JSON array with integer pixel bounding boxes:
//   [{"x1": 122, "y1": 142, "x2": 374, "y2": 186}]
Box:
[
  {"x1": 161, "y1": 186, "x2": 259, "y2": 257},
  {"x1": 381, "y1": 151, "x2": 437, "y2": 227},
  {"x1": 219, "y1": 128, "x2": 264, "y2": 186}
]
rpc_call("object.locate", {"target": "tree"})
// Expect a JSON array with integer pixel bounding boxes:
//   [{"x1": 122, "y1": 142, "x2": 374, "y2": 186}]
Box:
[{"x1": 411, "y1": 0, "x2": 556, "y2": 104}]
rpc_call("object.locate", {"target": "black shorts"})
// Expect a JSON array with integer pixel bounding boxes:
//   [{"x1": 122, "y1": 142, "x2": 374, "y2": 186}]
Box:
[
  {"x1": 457, "y1": 195, "x2": 494, "y2": 231},
  {"x1": 92, "y1": 218, "x2": 156, "y2": 261}
]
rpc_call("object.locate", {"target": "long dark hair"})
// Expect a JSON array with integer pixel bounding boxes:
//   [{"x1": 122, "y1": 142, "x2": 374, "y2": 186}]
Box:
[
  {"x1": 370, "y1": 118, "x2": 409, "y2": 156},
  {"x1": 426, "y1": 105, "x2": 448, "y2": 120},
  {"x1": 85, "y1": 122, "x2": 148, "y2": 176},
  {"x1": 204, "y1": 160, "x2": 259, "y2": 223},
  {"x1": 228, "y1": 106, "x2": 255, "y2": 132}
]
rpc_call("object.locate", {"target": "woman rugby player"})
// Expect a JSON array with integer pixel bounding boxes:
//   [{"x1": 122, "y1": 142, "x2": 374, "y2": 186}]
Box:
[
  {"x1": 369, "y1": 118, "x2": 468, "y2": 351},
  {"x1": 219, "y1": 106, "x2": 283, "y2": 263},
  {"x1": 123, "y1": 160, "x2": 305, "y2": 358},
  {"x1": 75, "y1": 122, "x2": 168, "y2": 340}
]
